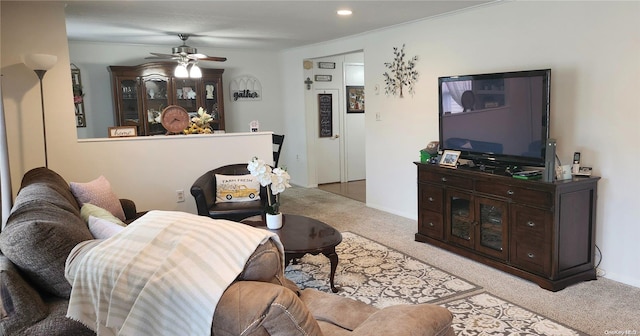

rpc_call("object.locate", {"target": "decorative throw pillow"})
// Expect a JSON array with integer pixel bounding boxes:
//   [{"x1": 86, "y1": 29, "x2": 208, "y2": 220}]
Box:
[
  {"x1": 215, "y1": 174, "x2": 261, "y2": 203},
  {"x1": 70, "y1": 175, "x2": 126, "y2": 221},
  {"x1": 81, "y1": 203, "x2": 126, "y2": 227},
  {"x1": 87, "y1": 215, "x2": 125, "y2": 239}
]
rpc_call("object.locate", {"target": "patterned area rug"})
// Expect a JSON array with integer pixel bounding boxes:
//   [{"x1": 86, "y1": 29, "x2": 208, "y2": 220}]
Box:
[
  {"x1": 284, "y1": 232, "x2": 585, "y2": 336},
  {"x1": 285, "y1": 232, "x2": 478, "y2": 306},
  {"x1": 443, "y1": 293, "x2": 587, "y2": 336}
]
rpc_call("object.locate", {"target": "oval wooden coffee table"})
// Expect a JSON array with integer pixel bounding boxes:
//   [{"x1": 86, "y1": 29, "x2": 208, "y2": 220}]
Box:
[{"x1": 241, "y1": 214, "x2": 342, "y2": 292}]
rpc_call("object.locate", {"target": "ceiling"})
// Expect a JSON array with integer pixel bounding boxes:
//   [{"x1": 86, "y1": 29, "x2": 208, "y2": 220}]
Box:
[{"x1": 64, "y1": 1, "x2": 497, "y2": 51}]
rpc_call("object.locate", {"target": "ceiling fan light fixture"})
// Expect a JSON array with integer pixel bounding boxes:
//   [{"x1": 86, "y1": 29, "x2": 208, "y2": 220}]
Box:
[
  {"x1": 189, "y1": 63, "x2": 202, "y2": 78},
  {"x1": 174, "y1": 63, "x2": 189, "y2": 78}
]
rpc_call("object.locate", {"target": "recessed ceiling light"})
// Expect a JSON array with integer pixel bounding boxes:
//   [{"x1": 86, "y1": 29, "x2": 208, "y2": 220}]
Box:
[{"x1": 337, "y1": 9, "x2": 353, "y2": 16}]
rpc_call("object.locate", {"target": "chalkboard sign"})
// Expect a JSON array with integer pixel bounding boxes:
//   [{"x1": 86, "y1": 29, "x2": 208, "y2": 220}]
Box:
[{"x1": 318, "y1": 94, "x2": 332, "y2": 138}]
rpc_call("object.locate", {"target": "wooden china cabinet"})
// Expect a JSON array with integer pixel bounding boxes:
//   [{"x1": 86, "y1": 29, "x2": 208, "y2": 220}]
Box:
[{"x1": 109, "y1": 62, "x2": 225, "y2": 136}]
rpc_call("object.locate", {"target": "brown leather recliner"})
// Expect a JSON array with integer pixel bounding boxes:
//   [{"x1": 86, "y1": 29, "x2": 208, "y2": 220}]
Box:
[{"x1": 212, "y1": 240, "x2": 455, "y2": 336}]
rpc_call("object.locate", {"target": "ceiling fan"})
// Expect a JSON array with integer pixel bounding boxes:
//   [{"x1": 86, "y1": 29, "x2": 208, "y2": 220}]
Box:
[{"x1": 145, "y1": 34, "x2": 227, "y2": 63}]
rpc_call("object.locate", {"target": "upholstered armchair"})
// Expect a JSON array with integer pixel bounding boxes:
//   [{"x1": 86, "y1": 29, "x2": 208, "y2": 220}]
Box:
[{"x1": 190, "y1": 163, "x2": 268, "y2": 222}]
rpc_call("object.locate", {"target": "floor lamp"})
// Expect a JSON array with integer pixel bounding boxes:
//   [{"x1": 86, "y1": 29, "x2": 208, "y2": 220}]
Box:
[{"x1": 23, "y1": 53, "x2": 58, "y2": 168}]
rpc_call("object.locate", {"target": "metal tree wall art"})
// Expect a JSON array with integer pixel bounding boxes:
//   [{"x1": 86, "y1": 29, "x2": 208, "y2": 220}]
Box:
[{"x1": 383, "y1": 44, "x2": 419, "y2": 98}]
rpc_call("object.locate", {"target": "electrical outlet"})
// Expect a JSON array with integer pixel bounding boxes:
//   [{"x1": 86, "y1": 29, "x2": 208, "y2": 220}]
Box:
[
  {"x1": 596, "y1": 268, "x2": 606, "y2": 277},
  {"x1": 176, "y1": 189, "x2": 185, "y2": 203}
]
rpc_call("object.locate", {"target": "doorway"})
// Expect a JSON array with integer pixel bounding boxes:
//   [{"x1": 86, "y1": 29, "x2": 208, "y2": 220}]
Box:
[{"x1": 307, "y1": 53, "x2": 365, "y2": 202}]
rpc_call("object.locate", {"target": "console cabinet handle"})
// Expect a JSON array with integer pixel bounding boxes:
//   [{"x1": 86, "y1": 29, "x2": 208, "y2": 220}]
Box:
[
  {"x1": 527, "y1": 252, "x2": 535, "y2": 258},
  {"x1": 428, "y1": 222, "x2": 435, "y2": 227},
  {"x1": 441, "y1": 177, "x2": 448, "y2": 182},
  {"x1": 527, "y1": 221, "x2": 535, "y2": 227},
  {"x1": 507, "y1": 190, "x2": 515, "y2": 195},
  {"x1": 428, "y1": 197, "x2": 434, "y2": 202}
]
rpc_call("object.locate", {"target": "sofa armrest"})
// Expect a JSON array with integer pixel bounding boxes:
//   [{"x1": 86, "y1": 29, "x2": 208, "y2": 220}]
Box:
[
  {"x1": 119, "y1": 199, "x2": 147, "y2": 223},
  {"x1": 120, "y1": 199, "x2": 137, "y2": 219},
  {"x1": 350, "y1": 304, "x2": 454, "y2": 336},
  {"x1": 212, "y1": 281, "x2": 322, "y2": 336}
]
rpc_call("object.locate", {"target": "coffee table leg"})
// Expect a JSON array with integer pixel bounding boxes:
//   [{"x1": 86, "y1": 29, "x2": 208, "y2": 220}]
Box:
[{"x1": 324, "y1": 249, "x2": 339, "y2": 293}]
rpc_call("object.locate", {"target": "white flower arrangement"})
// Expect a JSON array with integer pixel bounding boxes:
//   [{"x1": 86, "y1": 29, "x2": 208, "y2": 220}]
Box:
[
  {"x1": 185, "y1": 107, "x2": 214, "y2": 134},
  {"x1": 247, "y1": 157, "x2": 291, "y2": 215}
]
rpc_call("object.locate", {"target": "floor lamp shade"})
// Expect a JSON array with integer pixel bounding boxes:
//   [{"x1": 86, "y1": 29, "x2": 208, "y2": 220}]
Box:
[{"x1": 23, "y1": 54, "x2": 58, "y2": 71}]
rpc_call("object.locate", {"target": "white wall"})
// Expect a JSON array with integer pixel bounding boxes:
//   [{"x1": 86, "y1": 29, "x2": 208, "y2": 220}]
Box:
[
  {"x1": 1, "y1": 2, "x2": 272, "y2": 215},
  {"x1": 69, "y1": 41, "x2": 283, "y2": 138},
  {"x1": 280, "y1": 2, "x2": 640, "y2": 287}
]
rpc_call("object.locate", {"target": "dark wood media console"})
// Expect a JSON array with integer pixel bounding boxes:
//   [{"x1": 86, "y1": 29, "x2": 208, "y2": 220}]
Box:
[{"x1": 414, "y1": 162, "x2": 599, "y2": 291}]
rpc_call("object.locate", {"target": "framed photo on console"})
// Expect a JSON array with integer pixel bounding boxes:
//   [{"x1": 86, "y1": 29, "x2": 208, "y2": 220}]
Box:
[{"x1": 439, "y1": 150, "x2": 461, "y2": 168}]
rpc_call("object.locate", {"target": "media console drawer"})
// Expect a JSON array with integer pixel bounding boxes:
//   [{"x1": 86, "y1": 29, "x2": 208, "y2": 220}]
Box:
[
  {"x1": 419, "y1": 184, "x2": 443, "y2": 213},
  {"x1": 476, "y1": 181, "x2": 552, "y2": 208},
  {"x1": 418, "y1": 170, "x2": 472, "y2": 189}
]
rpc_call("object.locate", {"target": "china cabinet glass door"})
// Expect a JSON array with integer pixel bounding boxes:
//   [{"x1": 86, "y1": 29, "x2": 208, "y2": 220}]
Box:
[
  {"x1": 142, "y1": 76, "x2": 169, "y2": 135},
  {"x1": 174, "y1": 78, "x2": 198, "y2": 115},
  {"x1": 119, "y1": 78, "x2": 139, "y2": 127},
  {"x1": 203, "y1": 78, "x2": 222, "y2": 130}
]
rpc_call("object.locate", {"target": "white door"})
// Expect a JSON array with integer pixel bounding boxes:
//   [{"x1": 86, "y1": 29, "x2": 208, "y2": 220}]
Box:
[{"x1": 316, "y1": 89, "x2": 341, "y2": 184}]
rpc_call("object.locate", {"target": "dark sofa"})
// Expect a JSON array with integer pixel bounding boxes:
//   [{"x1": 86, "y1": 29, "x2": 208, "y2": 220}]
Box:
[{"x1": 0, "y1": 168, "x2": 141, "y2": 335}]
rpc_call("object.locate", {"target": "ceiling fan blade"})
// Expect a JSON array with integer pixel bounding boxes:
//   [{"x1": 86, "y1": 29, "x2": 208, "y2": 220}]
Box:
[
  {"x1": 198, "y1": 56, "x2": 227, "y2": 62},
  {"x1": 144, "y1": 57, "x2": 177, "y2": 61},
  {"x1": 149, "y1": 52, "x2": 176, "y2": 58}
]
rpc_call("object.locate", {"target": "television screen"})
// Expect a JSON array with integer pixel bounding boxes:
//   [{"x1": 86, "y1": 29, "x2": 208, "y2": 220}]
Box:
[{"x1": 438, "y1": 69, "x2": 551, "y2": 167}]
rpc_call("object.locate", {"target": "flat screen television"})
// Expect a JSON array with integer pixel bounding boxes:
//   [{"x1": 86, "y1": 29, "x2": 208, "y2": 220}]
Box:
[{"x1": 438, "y1": 69, "x2": 551, "y2": 168}]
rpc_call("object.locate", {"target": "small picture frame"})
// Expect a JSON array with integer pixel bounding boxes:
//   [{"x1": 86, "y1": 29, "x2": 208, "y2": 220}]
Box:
[
  {"x1": 318, "y1": 62, "x2": 336, "y2": 69},
  {"x1": 315, "y1": 75, "x2": 332, "y2": 82},
  {"x1": 346, "y1": 86, "x2": 365, "y2": 113},
  {"x1": 439, "y1": 150, "x2": 461, "y2": 168},
  {"x1": 108, "y1": 126, "x2": 137, "y2": 138}
]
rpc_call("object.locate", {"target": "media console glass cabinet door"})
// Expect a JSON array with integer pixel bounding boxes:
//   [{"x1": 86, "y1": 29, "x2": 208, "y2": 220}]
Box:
[{"x1": 415, "y1": 162, "x2": 599, "y2": 291}]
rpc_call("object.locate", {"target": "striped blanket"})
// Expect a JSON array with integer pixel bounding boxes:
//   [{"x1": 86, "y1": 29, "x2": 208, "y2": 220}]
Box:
[{"x1": 65, "y1": 210, "x2": 281, "y2": 336}]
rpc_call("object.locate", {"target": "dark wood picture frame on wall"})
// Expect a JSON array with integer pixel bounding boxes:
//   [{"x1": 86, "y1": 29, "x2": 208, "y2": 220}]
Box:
[
  {"x1": 318, "y1": 93, "x2": 333, "y2": 138},
  {"x1": 346, "y1": 86, "x2": 365, "y2": 113}
]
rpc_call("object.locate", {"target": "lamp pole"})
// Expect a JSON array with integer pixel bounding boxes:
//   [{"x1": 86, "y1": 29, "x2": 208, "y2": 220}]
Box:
[{"x1": 33, "y1": 69, "x2": 49, "y2": 168}]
